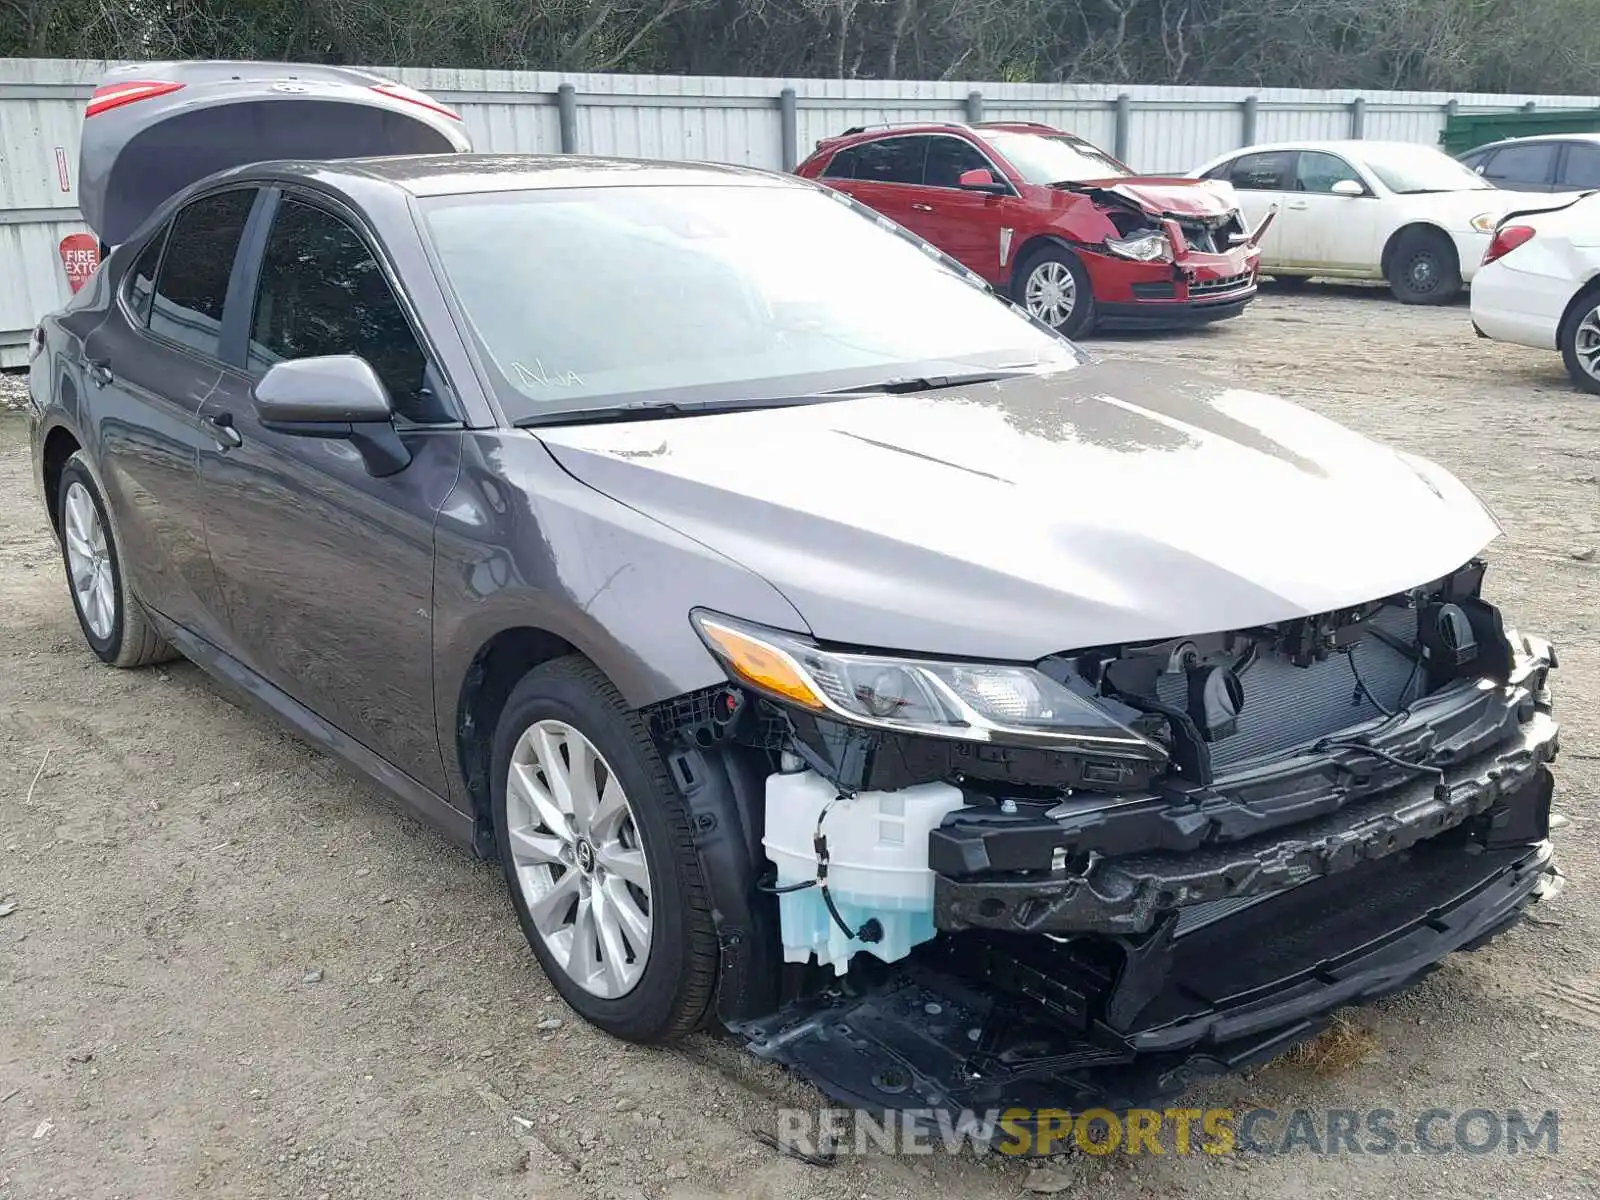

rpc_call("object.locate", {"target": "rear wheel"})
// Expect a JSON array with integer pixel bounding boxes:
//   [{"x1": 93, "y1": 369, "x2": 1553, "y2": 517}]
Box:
[
  {"x1": 55, "y1": 451, "x2": 176, "y2": 668},
  {"x1": 1558, "y1": 285, "x2": 1600, "y2": 396},
  {"x1": 491, "y1": 656, "x2": 718, "y2": 1042},
  {"x1": 1013, "y1": 246, "x2": 1096, "y2": 338},
  {"x1": 1387, "y1": 228, "x2": 1461, "y2": 305}
]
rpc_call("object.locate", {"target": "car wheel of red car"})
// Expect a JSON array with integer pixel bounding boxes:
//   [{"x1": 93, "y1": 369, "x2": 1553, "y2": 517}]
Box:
[{"x1": 1014, "y1": 247, "x2": 1095, "y2": 338}]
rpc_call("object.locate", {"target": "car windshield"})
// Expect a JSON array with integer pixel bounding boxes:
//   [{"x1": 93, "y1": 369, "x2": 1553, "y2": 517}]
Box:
[
  {"x1": 1358, "y1": 144, "x2": 1493, "y2": 194},
  {"x1": 984, "y1": 131, "x2": 1130, "y2": 185},
  {"x1": 421, "y1": 184, "x2": 1080, "y2": 418}
]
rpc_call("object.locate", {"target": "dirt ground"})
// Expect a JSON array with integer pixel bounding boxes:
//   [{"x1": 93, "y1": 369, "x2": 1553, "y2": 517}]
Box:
[{"x1": 2, "y1": 284, "x2": 1599, "y2": 1200}]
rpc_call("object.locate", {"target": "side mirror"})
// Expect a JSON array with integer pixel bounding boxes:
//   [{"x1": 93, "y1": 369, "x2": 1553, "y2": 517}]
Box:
[
  {"x1": 1330, "y1": 178, "x2": 1365, "y2": 197},
  {"x1": 958, "y1": 167, "x2": 1010, "y2": 196},
  {"x1": 252, "y1": 355, "x2": 411, "y2": 477}
]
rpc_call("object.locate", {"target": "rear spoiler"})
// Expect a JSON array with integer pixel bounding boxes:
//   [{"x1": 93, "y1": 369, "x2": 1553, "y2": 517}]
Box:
[{"x1": 1493, "y1": 189, "x2": 1598, "y2": 231}]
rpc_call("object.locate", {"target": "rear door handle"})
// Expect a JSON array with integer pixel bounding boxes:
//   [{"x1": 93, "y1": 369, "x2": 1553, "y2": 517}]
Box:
[
  {"x1": 1286, "y1": 200, "x2": 1309, "y2": 210},
  {"x1": 910, "y1": 203, "x2": 934, "y2": 212},
  {"x1": 207, "y1": 411, "x2": 243, "y2": 450},
  {"x1": 86, "y1": 358, "x2": 112, "y2": 388}
]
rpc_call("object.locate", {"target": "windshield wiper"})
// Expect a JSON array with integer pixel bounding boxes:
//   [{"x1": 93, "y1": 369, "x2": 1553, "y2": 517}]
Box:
[
  {"x1": 513, "y1": 392, "x2": 863, "y2": 429},
  {"x1": 840, "y1": 369, "x2": 1037, "y2": 394}
]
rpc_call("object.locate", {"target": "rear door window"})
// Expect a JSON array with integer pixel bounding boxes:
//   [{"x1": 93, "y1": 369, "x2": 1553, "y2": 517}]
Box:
[
  {"x1": 124, "y1": 228, "x2": 167, "y2": 326},
  {"x1": 820, "y1": 145, "x2": 861, "y2": 179},
  {"x1": 249, "y1": 197, "x2": 447, "y2": 424},
  {"x1": 851, "y1": 136, "x2": 928, "y2": 185},
  {"x1": 148, "y1": 189, "x2": 257, "y2": 358},
  {"x1": 1559, "y1": 142, "x2": 1600, "y2": 190},
  {"x1": 1228, "y1": 151, "x2": 1295, "y2": 191},
  {"x1": 1482, "y1": 143, "x2": 1558, "y2": 189}
]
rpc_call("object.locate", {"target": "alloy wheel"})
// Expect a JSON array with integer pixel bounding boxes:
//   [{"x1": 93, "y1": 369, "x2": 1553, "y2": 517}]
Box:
[
  {"x1": 63, "y1": 481, "x2": 115, "y2": 641},
  {"x1": 503, "y1": 719, "x2": 653, "y2": 998},
  {"x1": 1025, "y1": 261, "x2": 1077, "y2": 327},
  {"x1": 1573, "y1": 306, "x2": 1600, "y2": 383}
]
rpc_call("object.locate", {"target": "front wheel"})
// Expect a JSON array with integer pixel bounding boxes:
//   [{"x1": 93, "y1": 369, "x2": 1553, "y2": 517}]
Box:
[
  {"x1": 1558, "y1": 286, "x2": 1600, "y2": 396},
  {"x1": 1388, "y1": 228, "x2": 1462, "y2": 305},
  {"x1": 491, "y1": 656, "x2": 719, "y2": 1042},
  {"x1": 1013, "y1": 246, "x2": 1096, "y2": 337}
]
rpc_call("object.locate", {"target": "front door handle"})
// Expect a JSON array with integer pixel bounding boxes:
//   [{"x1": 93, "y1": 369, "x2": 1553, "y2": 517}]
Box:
[
  {"x1": 910, "y1": 203, "x2": 934, "y2": 212},
  {"x1": 1286, "y1": 200, "x2": 1309, "y2": 210},
  {"x1": 86, "y1": 358, "x2": 112, "y2": 388},
  {"x1": 208, "y1": 412, "x2": 243, "y2": 450}
]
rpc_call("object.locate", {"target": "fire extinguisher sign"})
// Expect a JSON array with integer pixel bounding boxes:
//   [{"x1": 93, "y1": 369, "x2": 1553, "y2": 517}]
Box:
[{"x1": 58, "y1": 232, "x2": 101, "y2": 294}]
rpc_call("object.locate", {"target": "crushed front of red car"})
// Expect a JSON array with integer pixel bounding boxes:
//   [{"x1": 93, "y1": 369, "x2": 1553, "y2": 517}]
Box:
[{"x1": 1059, "y1": 178, "x2": 1269, "y2": 329}]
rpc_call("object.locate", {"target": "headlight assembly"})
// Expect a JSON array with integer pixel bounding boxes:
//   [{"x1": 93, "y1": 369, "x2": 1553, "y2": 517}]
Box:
[
  {"x1": 1103, "y1": 230, "x2": 1173, "y2": 263},
  {"x1": 691, "y1": 611, "x2": 1167, "y2": 763}
]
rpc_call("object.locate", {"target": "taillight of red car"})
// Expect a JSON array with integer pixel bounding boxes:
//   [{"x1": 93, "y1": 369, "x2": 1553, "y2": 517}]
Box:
[
  {"x1": 85, "y1": 80, "x2": 185, "y2": 117},
  {"x1": 1483, "y1": 225, "x2": 1536, "y2": 266}
]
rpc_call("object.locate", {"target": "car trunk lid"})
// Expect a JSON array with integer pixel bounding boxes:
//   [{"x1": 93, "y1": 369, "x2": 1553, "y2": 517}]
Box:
[{"x1": 79, "y1": 60, "x2": 473, "y2": 245}]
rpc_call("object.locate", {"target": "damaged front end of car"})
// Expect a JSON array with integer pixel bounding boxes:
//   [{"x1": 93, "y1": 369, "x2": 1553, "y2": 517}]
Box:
[
  {"x1": 1051, "y1": 180, "x2": 1272, "y2": 324},
  {"x1": 642, "y1": 558, "x2": 1562, "y2": 1137}
]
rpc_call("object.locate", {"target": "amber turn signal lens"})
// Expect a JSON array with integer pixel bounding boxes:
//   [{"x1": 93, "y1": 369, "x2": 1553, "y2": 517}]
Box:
[{"x1": 698, "y1": 620, "x2": 825, "y2": 710}]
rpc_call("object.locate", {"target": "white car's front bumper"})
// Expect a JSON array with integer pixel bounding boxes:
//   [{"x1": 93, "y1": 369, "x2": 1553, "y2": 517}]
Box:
[{"x1": 1451, "y1": 229, "x2": 1492, "y2": 284}]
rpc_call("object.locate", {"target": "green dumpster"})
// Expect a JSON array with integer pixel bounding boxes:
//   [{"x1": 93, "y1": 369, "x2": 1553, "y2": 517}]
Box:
[{"x1": 1440, "y1": 107, "x2": 1600, "y2": 156}]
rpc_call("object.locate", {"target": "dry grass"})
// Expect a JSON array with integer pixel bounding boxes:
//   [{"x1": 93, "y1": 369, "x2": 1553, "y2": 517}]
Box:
[{"x1": 1276, "y1": 1015, "x2": 1382, "y2": 1077}]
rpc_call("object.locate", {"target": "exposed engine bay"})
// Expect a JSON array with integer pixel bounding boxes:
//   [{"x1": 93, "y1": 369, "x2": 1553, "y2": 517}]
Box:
[
  {"x1": 643, "y1": 558, "x2": 1561, "y2": 1133},
  {"x1": 1059, "y1": 181, "x2": 1253, "y2": 256}
]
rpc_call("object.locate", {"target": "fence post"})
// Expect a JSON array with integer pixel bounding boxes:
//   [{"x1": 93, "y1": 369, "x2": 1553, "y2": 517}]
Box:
[
  {"x1": 1445, "y1": 98, "x2": 1459, "y2": 118},
  {"x1": 557, "y1": 83, "x2": 578, "y2": 153},
  {"x1": 966, "y1": 90, "x2": 984, "y2": 124},
  {"x1": 1241, "y1": 95, "x2": 1258, "y2": 147},
  {"x1": 1350, "y1": 96, "x2": 1366, "y2": 138},
  {"x1": 779, "y1": 87, "x2": 798, "y2": 171},
  {"x1": 1114, "y1": 93, "x2": 1131, "y2": 161}
]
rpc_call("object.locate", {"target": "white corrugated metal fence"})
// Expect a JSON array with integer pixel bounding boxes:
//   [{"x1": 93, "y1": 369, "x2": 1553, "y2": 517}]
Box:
[{"x1": 3, "y1": 56, "x2": 1598, "y2": 365}]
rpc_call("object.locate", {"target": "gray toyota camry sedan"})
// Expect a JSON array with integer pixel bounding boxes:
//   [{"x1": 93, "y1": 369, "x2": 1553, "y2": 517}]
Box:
[{"x1": 27, "y1": 61, "x2": 1564, "y2": 1121}]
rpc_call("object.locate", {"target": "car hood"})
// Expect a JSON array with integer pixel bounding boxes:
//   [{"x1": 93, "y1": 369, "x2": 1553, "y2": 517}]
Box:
[
  {"x1": 535, "y1": 362, "x2": 1501, "y2": 661},
  {"x1": 1060, "y1": 176, "x2": 1239, "y2": 218}
]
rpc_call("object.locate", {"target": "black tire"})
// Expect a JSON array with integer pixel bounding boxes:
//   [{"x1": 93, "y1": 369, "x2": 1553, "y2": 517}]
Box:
[
  {"x1": 1012, "y1": 245, "x2": 1096, "y2": 338},
  {"x1": 1387, "y1": 228, "x2": 1461, "y2": 305},
  {"x1": 1269, "y1": 274, "x2": 1311, "y2": 290},
  {"x1": 55, "y1": 451, "x2": 177, "y2": 668},
  {"x1": 1558, "y1": 284, "x2": 1600, "y2": 396},
  {"x1": 490, "y1": 656, "x2": 718, "y2": 1043}
]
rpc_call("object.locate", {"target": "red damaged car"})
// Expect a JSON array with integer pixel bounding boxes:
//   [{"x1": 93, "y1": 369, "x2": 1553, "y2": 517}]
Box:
[{"x1": 796, "y1": 121, "x2": 1272, "y2": 336}]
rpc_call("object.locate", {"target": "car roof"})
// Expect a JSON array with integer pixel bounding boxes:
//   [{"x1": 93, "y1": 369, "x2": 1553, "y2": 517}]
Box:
[
  {"x1": 243, "y1": 152, "x2": 798, "y2": 196},
  {"x1": 814, "y1": 121, "x2": 1075, "y2": 148},
  {"x1": 1469, "y1": 132, "x2": 1600, "y2": 150},
  {"x1": 1221, "y1": 139, "x2": 1426, "y2": 157}
]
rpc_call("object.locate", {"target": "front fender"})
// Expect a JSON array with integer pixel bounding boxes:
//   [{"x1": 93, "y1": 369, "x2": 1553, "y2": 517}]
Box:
[{"x1": 431, "y1": 430, "x2": 812, "y2": 807}]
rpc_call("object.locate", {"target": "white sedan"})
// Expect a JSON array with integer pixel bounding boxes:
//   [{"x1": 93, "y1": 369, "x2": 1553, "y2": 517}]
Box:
[
  {"x1": 1189, "y1": 140, "x2": 1578, "y2": 304},
  {"x1": 1471, "y1": 192, "x2": 1600, "y2": 394}
]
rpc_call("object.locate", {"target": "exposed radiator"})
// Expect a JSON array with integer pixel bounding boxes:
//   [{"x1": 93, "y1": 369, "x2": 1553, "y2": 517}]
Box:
[{"x1": 1154, "y1": 607, "x2": 1422, "y2": 770}]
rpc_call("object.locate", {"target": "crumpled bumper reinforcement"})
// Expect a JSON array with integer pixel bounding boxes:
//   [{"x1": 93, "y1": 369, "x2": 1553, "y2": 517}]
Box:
[
  {"x1": 734, "y1": 825, "x2": 1561, "y2": 1131},
  {"x1": 932, "y1": 705, "x2": 1558, "y2": 938}
]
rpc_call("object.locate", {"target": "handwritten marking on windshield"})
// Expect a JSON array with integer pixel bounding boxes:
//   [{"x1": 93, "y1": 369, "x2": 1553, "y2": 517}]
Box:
[{"x1": 512, "y1": 359, "x2": 585, "y2": 389}]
